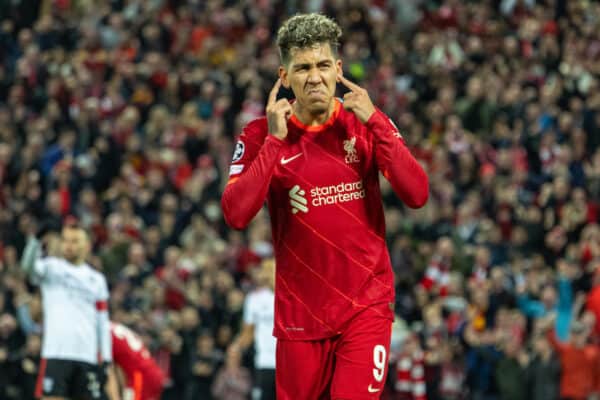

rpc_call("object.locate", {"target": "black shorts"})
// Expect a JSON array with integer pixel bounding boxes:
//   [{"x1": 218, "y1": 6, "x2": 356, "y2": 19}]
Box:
[
  {"x1": 255, "y1": 368, "x2": 276, "y2": 400},
  {"x1": 35, "y1": 358, "x2": 104, "y2": 400}
]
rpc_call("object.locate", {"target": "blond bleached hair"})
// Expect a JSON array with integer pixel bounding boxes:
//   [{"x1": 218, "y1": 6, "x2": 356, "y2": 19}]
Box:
[{"x1": 276, "y1": 13, "x2": 342, "y2": 67}]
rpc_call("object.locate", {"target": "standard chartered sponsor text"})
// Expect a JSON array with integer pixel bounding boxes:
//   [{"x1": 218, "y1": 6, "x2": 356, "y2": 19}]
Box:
[{"x1": 310, "y1": 180, "x2": 365, "y2": 206}]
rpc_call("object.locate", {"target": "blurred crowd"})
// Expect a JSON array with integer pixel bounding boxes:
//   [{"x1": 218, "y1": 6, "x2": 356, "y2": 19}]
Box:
[{"x1": 1, "y1": 0, "x2": 600, "y2": 399}]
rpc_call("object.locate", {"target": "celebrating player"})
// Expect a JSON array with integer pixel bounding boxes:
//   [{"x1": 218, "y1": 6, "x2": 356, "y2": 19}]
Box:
[
  {"x1": 221, "y1": 13, "x2": 429, "y2": 400},
  {"x1": 21, "y1": 223, "x2": 112, "y2": 400}
]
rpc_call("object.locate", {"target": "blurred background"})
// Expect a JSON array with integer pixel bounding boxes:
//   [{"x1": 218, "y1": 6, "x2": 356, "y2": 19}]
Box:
[{"x1": 1, "y1": 0, "x2": 600, "y2": 399}]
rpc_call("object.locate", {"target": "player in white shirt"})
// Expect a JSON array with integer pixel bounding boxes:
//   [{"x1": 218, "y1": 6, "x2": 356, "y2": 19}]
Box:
[
  {"x1": 231, "y1": 259, "x2": 276, "y2": 400},
  {"x1": 21, "y1": 224, "x2": 112, "y2": 400}
]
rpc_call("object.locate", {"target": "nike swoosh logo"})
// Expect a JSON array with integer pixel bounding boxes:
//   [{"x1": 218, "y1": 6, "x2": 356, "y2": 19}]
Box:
[
  {"x1": 367, "y1": 385, "x2": 380, "y2": 393},
  {"x1": 281, "y1": 153, "x2": 302, "y2": 165}
]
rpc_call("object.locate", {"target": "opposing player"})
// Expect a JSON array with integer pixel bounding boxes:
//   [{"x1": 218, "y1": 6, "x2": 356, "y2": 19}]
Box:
[
  {"x1": 231, "y1": 259, "x2": 276, "y2": 400},
  {"x1": 221, "y1": 13, "x2": 429, "y2": 399},
  {"x1": 106, "y1": 322, "x2": 165, "y2": 400},
  {"x1": 21, "y1": 223, "x2": 112, "y2": 400}
]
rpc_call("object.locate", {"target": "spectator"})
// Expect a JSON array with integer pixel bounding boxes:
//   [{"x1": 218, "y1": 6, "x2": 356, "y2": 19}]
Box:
[
  {"x1": 544, "y1": 315, "x2": 600, "y2": 400},
  {"x1": 394, "y1": 332, "x2": 426, "y2": 400},
  {"x1": 190, "y1": 332, "x2": 222, "y2": 400},
  {"x1": 494, "y1": 334, "x2": 528, "y2": 400},
  {"x1": 527, "y1": 333, "x2": 560, "y2": 400},
  {"x1": 211, "y1": 346, "x2": 252, "y2": 400},
  {"x1": 516, "y1": 259, "x2": 575, "y2": 341},
  {"x1": 12, "y1": 334, "x2": 41, "y2": 400},
  {"x1": 0, "y1": 0, "x2": 599, "y2": 398},
  {"x1": 0, "y1": 313, "x2": 24, "y2": 400}
]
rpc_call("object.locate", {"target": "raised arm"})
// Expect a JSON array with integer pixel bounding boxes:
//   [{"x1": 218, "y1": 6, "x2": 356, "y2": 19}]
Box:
[
  {"x1": 338, "y1": 74, "x2": 428, "y2": 208},
  {"x1": 20, "y1": 236, "x2": 47, "y2": 284},
  {"x1": 221, "y1": 133, "x2": 283, "y2": 229},
  {"x1": 221, "y1": 79, "x2": 290, "y2": 230}
]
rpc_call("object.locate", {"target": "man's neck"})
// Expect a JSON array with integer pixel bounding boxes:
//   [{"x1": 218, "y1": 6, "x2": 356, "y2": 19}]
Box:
[
  {"x1": 293, "y1": 99, "x2": 335, "y2": 126},
  {"x1": 67, "y1": 258, "x2": 85, "y2": 266}
]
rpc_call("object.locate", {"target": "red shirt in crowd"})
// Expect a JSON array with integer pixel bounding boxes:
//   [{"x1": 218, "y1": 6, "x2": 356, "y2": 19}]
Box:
[{"x1": 548, "y1": 329, "x2": 600, "y2": 399}]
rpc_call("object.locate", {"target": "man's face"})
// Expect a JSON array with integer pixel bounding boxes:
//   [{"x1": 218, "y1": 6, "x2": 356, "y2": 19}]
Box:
[
  {"x1": 61, "y1": 227, "x2": 89, "y2": 264},
  {"x1": 280, "y1": 42, "x2": 342, "y2": 116},
  {"x1": 541, "y1": 286, "x2": 556, "y2": 309}
]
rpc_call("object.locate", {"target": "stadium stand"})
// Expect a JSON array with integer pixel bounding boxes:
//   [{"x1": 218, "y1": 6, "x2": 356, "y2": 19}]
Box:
[{"x1": 1, "y1": 0, "x2": 600, "y2": 399}]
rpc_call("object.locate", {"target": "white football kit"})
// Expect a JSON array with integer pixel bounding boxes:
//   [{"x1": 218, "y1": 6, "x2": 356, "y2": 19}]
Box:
[
  {"x1": 30, "y1": 254, "x2": 112, "y2": 364},
  {"x1": 243, "y1": 287, "x2": 276, "y2": 369}
]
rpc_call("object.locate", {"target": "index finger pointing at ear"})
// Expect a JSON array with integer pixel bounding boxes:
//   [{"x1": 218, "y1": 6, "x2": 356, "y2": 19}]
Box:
[
  {"x1": 337, "y1": 74, "x2": 362, "y2": 92},
  {"x1": 268, "y1": 78, "x2": 282, "y2": 106}
]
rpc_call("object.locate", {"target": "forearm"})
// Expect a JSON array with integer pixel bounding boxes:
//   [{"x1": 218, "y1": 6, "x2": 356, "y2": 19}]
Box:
[
  {"x1": 222, "y1": 136, "x2": 284, "y2": 229},
  {"x1": 16, "y1": 303, "x2": 41, "y2": 335},
  {"x1": 367, "y1": 111, "x2": 429, "y2": 208},
  {"x1": 557, "y1": 277, "x2": 573, "y2": 310},
  {"x1": 20, "y1": 236, "x2": 41, "y2": 276},
  {"x1": 97, "y1": 308, "x2": 112, "y2": 363},
  {"x1": 517, "y1": 295, "x2": 544, "y2": 317},
  {"x1": 232, "y1": 324, "x2": 254, "y2": 351}
]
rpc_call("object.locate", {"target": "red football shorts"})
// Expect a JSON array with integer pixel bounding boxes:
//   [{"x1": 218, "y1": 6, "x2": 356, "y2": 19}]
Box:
[{"x1": 276, "y1": 303, "x2": 393, "y2": 399}]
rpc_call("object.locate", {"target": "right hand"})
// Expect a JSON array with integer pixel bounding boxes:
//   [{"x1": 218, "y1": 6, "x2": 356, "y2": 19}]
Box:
[{"x1": 266, "y1": 78, "x2": 292, "y2": 140}]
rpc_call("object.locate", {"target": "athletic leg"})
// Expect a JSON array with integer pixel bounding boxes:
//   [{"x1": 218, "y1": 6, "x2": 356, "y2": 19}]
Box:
[
  {"x1": 276, "y1": 338, "x2": 336, "y2": 400},
  {"x1": 330, "y1": 304, "x2": 393, "y2": 400}
]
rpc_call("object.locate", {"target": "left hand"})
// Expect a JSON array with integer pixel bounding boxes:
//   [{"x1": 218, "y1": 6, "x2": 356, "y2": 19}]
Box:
[{"x1": 338, "y1": 74, "x2": 376, "y2": 124}]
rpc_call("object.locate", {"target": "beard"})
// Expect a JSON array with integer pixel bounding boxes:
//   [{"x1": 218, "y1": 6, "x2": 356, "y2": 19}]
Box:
[{"x1": 63, "y1": 252, "x2": 80, "y2": 264}]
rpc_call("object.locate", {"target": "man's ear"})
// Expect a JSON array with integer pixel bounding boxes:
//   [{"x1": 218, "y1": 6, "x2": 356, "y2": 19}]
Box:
[
  {"x1": 279, "y1": 66, "x2": 290, "y2": 88},
  {"x1": 336, "y1": 59, "x2": 343, "y2": 81}
]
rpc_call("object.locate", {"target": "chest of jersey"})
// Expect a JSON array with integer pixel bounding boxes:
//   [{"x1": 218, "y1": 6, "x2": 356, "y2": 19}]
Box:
[
  {"x1": 271, "y1": 121, "x2": 374, "y2": 216},
  {"x1": 45, "y1": 264, "x2": 101, "y2": 304}
]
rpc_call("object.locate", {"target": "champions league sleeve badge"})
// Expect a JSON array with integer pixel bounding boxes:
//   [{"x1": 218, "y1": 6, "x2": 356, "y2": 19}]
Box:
[{"x1": 232, "y1": 141, "x2": 245, "y2": 162}]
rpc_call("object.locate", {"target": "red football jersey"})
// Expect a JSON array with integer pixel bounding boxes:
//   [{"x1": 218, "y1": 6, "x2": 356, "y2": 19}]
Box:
[
  {"x1": 222, "y1": 99, "x2": 428, "y2": 340},
  {"x1": 111, "y1": 322, "x2": 165, "y2": 388}
]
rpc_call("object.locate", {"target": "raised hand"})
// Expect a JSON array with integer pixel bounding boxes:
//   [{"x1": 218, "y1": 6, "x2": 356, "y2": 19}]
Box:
[
  {"x1": 266, "y1": 78, "x2": 293, "y2": 140},
  {"x1": 338, "y1": 74, "x2": 376, "y2": 124}
]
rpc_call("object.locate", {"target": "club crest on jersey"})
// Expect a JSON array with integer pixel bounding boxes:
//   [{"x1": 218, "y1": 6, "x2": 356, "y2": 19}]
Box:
[
  {"x1": 344, "y1": 136, "x2": 359, "y2": 164},
  {"x1": 232, "y1": 141, "x2": 245, "y2": 162}
]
